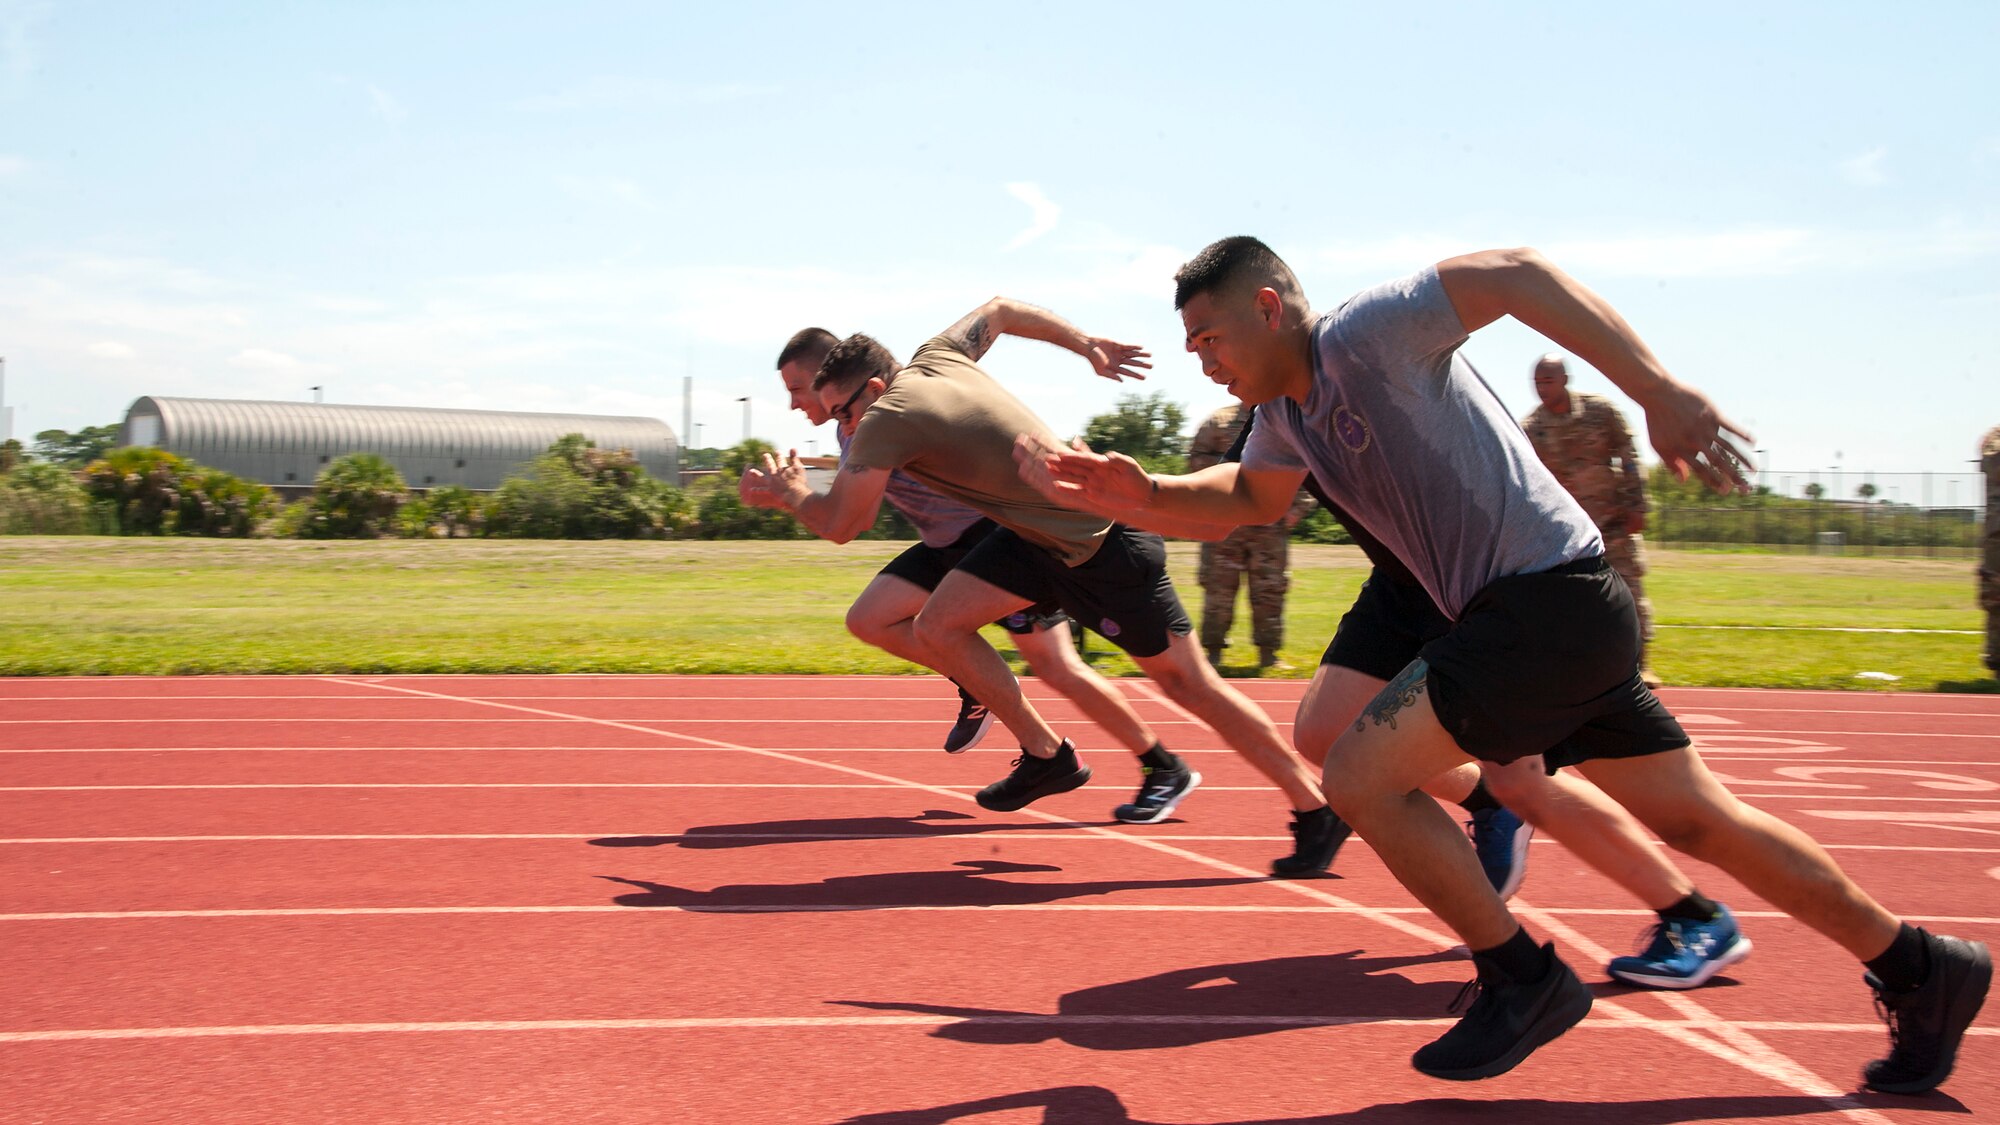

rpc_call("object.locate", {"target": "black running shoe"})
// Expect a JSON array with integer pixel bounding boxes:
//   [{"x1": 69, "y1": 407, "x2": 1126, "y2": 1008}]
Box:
[
  {"x1": 974, "y1": 740, "x2": 1091, "y2": 812},
  {"x1": 1863, "y1": 930, "x2": 1992, "y2": 1094},
  {"x1": 1269, "y1": 807, "x2": 1351, "y2": 877},
  {"x1": 1412, "y1": 947, "x2": 1593, "y2": 1080},
  {"x1": 1113, "y1": 765, "x2": 1201, "y2": 824},
  {"x1": 944, "y1": 686, "x2": 993, "y2": 754}
]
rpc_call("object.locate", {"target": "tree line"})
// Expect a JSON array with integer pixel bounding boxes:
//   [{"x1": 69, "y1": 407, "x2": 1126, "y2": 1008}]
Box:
[{"x1": 0, "y1": 393, "x2": 1360, "y2": 542}]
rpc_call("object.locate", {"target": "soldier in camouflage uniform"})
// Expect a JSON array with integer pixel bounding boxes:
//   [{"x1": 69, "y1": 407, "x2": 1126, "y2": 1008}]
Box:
[
  {"x1": 1981, "y1": 426, "x2": 2000, "y2": 676},
  {"x1": 1188, "y1": 403, "x2": 1312, "y2": 668},
  {"x1": 1521, "y1": 355, "x2": 1658, "y2": 683}
]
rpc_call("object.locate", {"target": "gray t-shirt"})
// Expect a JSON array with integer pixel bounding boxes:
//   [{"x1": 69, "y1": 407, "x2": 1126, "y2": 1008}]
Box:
[
  {"x1": 835, "y1": 425, "x2": 984, "y2": 548},
  {"x1": 1242, "y1": 266, "x2": 1602, "y2": 619}
]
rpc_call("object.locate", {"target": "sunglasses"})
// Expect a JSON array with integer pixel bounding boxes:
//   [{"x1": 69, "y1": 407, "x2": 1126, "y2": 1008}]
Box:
[{"x1": 830, "y1": 379, "x2": 872, "y2": 424}]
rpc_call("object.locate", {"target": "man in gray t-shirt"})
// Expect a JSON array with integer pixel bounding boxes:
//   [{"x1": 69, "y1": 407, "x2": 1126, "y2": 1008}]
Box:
[{"x1": 1019, "y1": 237, "x2": 1987, "y2": 1094}]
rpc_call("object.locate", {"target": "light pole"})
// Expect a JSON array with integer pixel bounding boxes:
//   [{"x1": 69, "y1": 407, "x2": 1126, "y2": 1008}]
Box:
[{"x1": 737, "y1": 397, "x2": 752, "y2": 444}]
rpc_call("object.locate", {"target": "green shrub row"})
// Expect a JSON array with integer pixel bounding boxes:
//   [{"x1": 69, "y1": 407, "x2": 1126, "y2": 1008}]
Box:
[{"x1": 0, "y1": 434, "x2": 931, "y2": 541}]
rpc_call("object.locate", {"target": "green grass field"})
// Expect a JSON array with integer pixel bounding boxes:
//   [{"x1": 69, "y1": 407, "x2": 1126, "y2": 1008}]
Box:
[{"x1": 0, "y1": 537, "x2": 1990, "y2": 690}]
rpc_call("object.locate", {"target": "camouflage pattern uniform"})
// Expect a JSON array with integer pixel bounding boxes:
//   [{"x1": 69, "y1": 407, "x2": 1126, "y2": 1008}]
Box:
[
  {"x1": 1522, "y1": 391, "x2": 1654, "y2": 666},
  {"x1": 1981, "y1": 426, "x2": 2000, "y2": 675},
  {"x1": 1187, "y1": 404, "x2": 1312, "y2": 666}
]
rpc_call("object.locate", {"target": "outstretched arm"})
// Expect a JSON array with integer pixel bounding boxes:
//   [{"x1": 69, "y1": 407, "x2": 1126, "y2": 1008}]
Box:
[
  {"x1": 1014, "y1": 433, "x2": 1305, "y2": 536},
  {"x1": 1436, "y1": 247, "x2": 1753, "y2": 493},
  {"x1": 941, "y1": 297, "x2": 1150, "y2": 382},
  {"x1": 741, "y1": 449, "x2": 891, "y2": 544}
]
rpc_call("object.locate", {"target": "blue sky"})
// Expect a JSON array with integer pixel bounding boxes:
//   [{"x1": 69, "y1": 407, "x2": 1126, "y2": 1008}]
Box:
[{"x1": 2, "y1": 1, "x2": 1995, "y2": 493}]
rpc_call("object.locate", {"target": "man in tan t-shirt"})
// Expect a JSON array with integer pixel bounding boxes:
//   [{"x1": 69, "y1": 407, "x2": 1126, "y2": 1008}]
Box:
[{"x1": 742, "y1": 297, "x2": 1344, "y2": 876}]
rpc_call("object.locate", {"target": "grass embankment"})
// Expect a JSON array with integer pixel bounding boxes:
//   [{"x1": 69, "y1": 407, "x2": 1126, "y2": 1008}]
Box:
[{"x1": 0, "y1": 537, "x2": 1989, "y2": 690}]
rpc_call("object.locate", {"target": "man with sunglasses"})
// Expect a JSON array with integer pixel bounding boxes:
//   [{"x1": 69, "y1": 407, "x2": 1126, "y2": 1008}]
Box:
[
  {"x1": 744, "y1": 300, "x2": 1344, "y2": 875},
  {"x1": 766, "y1": 331, "x2": 1185, "y2": 819}
]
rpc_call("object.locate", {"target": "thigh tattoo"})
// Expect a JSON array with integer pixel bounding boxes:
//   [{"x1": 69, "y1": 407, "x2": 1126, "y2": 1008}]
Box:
[{"x1": 1357, "y1": 658, "x2": 1428, "y2": 732}]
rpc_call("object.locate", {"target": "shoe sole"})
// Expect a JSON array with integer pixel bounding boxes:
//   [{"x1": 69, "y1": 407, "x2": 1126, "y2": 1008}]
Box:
[
  {"x1": 1492, "y1": 822, "x2": 1534, "y2": 901},
  {"x1": 1414, "y1": 969, "x2": 1594, "y2": 1081},
  {"x1": 1607, "y1": 935, "x2": 1752, "y2": 990},
  {"x1": 1112, "y1": 772, "x2": 1203, "y2": 824},
  {"x1": 1864, "y1": 939, "x2": 1992, "y2": 1094},
  {"x1": 944, "y1": 711, "x2": 994, "y2": 755},
  {"x1": 974, "y1": 764, "x2": 1093, "y2": 813}
]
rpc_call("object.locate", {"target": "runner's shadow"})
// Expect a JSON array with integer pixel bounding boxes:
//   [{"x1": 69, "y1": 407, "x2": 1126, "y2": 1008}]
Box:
[
  {"x1": 589, "y1": 808, "x2": 1061, "y2": 850},
  {"x1": 831, "y1": 1086, "x2": 1974, "y2": 1124},
  {"x1": 598, "y1": 859, "x2": 1261, "y2": 912},
  {"x1": 835, "y1": 949, "x2": 1466, "y2": 1049}
]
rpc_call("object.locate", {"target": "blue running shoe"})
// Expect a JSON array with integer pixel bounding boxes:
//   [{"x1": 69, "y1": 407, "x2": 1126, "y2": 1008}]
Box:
[
  {"x1": 1468, "y1": 807, "x2": 1532, "y2": 900},
  {"x1": 1607, "y1": 904, "x2": 1753, "y2": 989}
]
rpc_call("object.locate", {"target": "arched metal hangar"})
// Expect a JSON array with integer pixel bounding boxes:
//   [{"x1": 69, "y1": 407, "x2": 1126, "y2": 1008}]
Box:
[{"x1": 118, "y1": 397, "x2": 679, "y2": 490}]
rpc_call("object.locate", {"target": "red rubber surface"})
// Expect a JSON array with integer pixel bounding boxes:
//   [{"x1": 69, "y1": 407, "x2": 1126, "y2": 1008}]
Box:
[{"x1": 2, "y1": 674, "x2": 1995, "y2": 1123}]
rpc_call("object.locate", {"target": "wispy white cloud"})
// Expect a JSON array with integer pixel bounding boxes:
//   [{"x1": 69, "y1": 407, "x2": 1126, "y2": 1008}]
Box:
[
  {"x1": 0, "y1": 1, "x2": 49, "y2": 99},
  {"x1": 1839, "y1": 147, "x2": 1888, "y2": 186},
  {"x1": 555, "y1": 174, "x2": 653, "y2": 209},
  {"x1": 86, "y1": 341, "x2": 136, "y2": 360},
  {"x1": 1004, "y1": 182, "x2": 1061, "y2": 251},
  {"x1": 0, "y1": 153, "x2": 26, "y2": 179},
  {"x1": 513, "y1": 77, "x2": 777, "y2": 112},
  {"x1": 230, "y1": 348, "x2": 306, "y2": 372},
  {"x1": 364, "y1": 82, "x2": 406, "y2": 124}
]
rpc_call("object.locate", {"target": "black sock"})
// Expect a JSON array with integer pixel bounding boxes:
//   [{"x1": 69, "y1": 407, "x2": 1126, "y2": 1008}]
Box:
[
  {"x1": 1865, "y1": 924, "x2": 1931, "y2": 992},
  {"x1": 1458, "y1": 779, "x2": 1501, "y2": 815},
  {"x1": 1657, "y1": 891, "x2": 1720, "y2": 924},
  {"x1": 1138, "y1": 744, "x2": 1180, "y2": 773},
  {"x1": 1471, "y1": 926, "x2": 1547, "y2": 984}
]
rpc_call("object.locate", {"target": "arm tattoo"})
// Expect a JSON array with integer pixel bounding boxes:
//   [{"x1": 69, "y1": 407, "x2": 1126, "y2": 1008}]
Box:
[
  {"x1": 959, "y1": 315, "x2": 993, "y2": 360},
  {"x1": 1356, "y1": 658, "x2": 1429, "y2": 733}
]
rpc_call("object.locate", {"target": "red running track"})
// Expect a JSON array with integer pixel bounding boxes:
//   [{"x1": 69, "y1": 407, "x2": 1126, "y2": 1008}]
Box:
[{"x1": 1, "y1": 674, "x2": 1996, "y2": 1124}]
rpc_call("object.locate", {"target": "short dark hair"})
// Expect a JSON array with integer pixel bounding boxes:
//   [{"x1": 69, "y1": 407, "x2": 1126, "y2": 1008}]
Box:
[
  {"x1": 813, "y1": 334, "x2": 899, "y2": 391},
  {"x1": 1173, "y1": 236, "x2": 1303, "y2": 312},
  {"x1": 775, "y1": 327, "x2": 839, "y2": 371}
]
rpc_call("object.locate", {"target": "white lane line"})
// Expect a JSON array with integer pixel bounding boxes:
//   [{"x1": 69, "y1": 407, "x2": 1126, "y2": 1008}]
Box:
[
  {"x1": 12, "y1": 781, "x2": 886, "y2": 793},
  {"x1": 4, "y1": 903, "x2": 1997, "y2": 924},
  {"x1": 14, "y1": 784, "x2": 1999, "y2": 804},
  {"x1": 324, "y1": 678, "x2": 1464, "y2": 950},
  {"x1": 3, "y1": 1015, "x2": 1996, "y2": 1046},
  {"x1": 11, "y1": 722, "x2": 1993, "y2": 744},
  {"x1": 5, "y1": 835, "x2": 1999, "y2": 860},
  {"x1": 0, "y1": 717, "x2": 1236, "y2": 727},
  {"x1": 11, "y1": 694, "x2": 1993, "y2": 719},
  {"x1": 1659, "y1": 625, "x2": 1978, "y2": 634}
]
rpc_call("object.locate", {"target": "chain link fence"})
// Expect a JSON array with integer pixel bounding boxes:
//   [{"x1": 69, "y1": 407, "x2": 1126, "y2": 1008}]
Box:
[{"x1": 1654, "y1": 469, "x2": 1987, "y2": 557}]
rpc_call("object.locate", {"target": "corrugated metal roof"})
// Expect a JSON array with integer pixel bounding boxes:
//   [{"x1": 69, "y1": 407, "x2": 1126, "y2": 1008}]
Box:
[{"x1": 120, "y1": 396, "x2": 679, "y2": 491}]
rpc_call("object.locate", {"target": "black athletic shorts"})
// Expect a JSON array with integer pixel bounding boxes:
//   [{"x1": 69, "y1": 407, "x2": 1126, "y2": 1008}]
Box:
[
  {"x1": 877, "y1": 518, "x2": 1066, "y2": 636},
  {"x1": 1321, "y1": 571, "x2": 1449, "y2": 680},
  {"x1": 1418, "y1": 556, "x2": 1689, "y2": 770},
  {"x1": 953, "y1": 523, "x2": 1192, "y2": 659}
]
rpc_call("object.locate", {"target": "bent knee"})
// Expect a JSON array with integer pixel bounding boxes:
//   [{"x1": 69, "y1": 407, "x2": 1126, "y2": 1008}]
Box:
[
  {"x1": 845, "y1": 606, "x2": 890, "y2": 646},
  {"x1": 1291, "y1": 715, "x2": 1342, "y2": 768}
]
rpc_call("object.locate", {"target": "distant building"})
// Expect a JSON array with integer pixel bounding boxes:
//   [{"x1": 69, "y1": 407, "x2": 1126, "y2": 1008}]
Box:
[{"x1": 118, "y1": 397, "x2": 678, "y2": 493}]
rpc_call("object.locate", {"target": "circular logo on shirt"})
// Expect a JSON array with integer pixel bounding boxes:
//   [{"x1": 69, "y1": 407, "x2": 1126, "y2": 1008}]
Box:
[
  {"x1": 1333, "y1": 405, "x2": 1372, "y2": 453},
  {"x1": 1098, "y1": 617, "x2": 1122, "y2": 638},
  {"x1": 1003, "y1": 612, "x2": 1030, "y2": 630}
]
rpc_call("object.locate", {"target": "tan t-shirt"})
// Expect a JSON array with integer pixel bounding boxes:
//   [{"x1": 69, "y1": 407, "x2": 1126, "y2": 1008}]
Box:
[{"x1": 843, "y1": 336, "x2": 1110, "y2": 566}]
